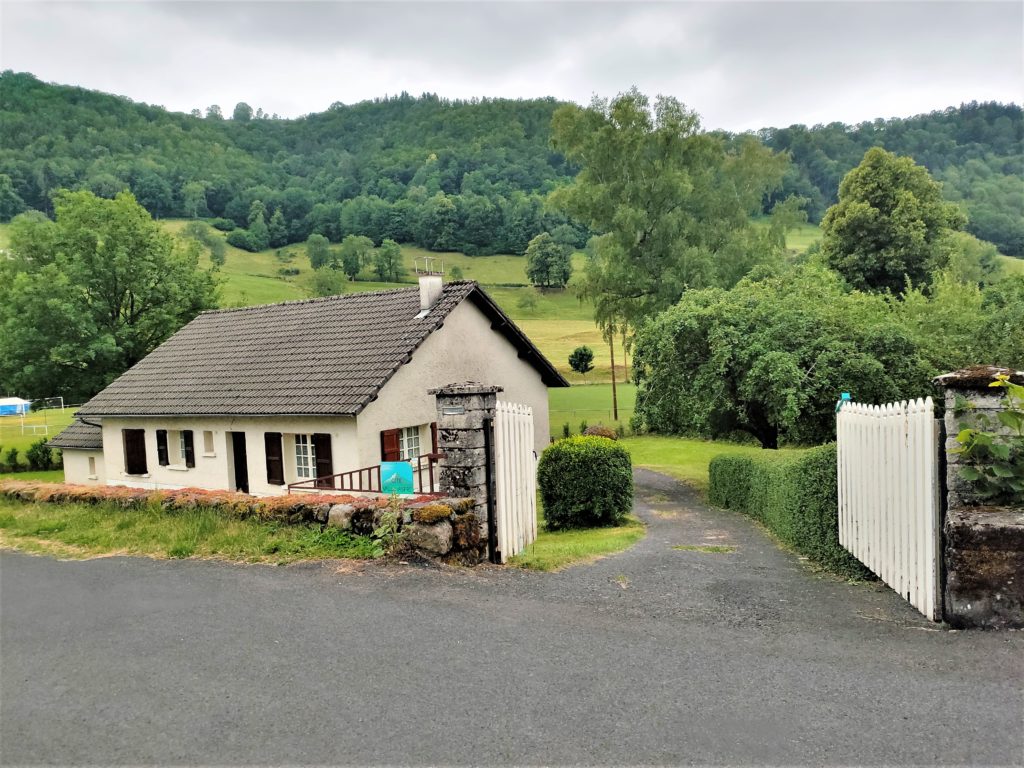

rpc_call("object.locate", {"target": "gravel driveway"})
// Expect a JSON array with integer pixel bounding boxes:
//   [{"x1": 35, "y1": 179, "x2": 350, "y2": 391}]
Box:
[{"x1": 2, "y1": 469, "x2": 1021, "y2": 765}]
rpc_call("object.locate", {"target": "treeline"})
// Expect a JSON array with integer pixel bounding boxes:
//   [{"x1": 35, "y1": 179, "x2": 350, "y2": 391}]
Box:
[
  {"x1": 1, "y1": 71, "x2": 1021, "y2": 255},
  {"x1": 755, "y1": 101, "x2": 1023, "y2": 254}
]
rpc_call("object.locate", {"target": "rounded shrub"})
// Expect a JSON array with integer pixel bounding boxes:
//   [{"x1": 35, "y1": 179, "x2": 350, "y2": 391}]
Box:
[{"x1": 537, "y1": 436, "x2": 633, "y2": 530}]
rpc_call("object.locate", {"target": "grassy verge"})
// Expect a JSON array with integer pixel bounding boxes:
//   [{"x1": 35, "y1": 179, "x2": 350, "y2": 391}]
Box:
[
  {"x1": 510, "y1": 513, "x2": 645, "y2": 572},
  {"x1": 0, "y1": 470, "x2": 64, "y2": 483},
  {"x1": 549, "y1": 383, "x2": 636, "y2": 437},
  {"x1": 0, "y1": 497, "x2": 380, "y2": 563}
]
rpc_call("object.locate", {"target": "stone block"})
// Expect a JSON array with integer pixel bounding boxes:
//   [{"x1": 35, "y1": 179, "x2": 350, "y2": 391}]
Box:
[
  {"x1": 405, "y1": 520, "x2": 453, "y2": 555},
  {"x1": 311, "y1": 504, "x2": 331, "y2": 524},
  {"x1": 944, "y1": 506, "x2": 1024, "y2": 629},
  {"x1": 327, "y1": 504, "x2": 356, "y2": 530}
]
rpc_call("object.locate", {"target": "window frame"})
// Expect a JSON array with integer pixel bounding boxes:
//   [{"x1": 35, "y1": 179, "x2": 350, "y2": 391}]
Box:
[
  {"x1": 398, "y1": 426, "x2": 421, "y2": 461},
  {"x1": 294, "y1": 433, "x2": 318, "y2": 480}
]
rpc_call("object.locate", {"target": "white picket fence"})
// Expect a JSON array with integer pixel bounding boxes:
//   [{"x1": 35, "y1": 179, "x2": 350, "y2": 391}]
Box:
[
  {"x1": 493, "y1": 400, "x2": 538, "y2": 563},
  {"x1": 837, "y1": 397, "x2": 942, "y2": 620}
]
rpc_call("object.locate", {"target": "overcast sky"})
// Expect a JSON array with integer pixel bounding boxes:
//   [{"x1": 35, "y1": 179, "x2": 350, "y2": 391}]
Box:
[{"x1": 1, "y1": 1, "x2": 1020, "y2": 131}]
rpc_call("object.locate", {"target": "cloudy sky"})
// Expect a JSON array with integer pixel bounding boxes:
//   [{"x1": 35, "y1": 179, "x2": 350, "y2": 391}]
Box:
[{"x1": 1, "y1": 1, "x2": 1020, "y2": 131}]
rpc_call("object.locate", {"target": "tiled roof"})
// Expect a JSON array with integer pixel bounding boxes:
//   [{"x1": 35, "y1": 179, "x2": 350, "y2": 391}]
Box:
[
  {"x1": 47, "y1": 419, "x2": 103, "y2": 450},
  {"x1": 77, "y1": 281, "x2": 566, "y2": 418}
]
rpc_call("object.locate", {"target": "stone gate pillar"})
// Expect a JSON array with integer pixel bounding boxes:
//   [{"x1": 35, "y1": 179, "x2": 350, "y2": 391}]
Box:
[{"x1": 430, "y1": 382, "x2": 501, "y2": 538}]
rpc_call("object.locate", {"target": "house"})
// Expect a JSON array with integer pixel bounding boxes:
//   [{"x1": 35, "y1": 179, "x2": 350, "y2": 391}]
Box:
[{"x1": 49, "y1": 277, "x2": 567, "y2": 494}]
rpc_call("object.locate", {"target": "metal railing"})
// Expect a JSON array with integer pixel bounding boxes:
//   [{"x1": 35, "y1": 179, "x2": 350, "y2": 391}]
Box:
[{"x1": 287, "y1": 452, "x2": 444, "y2": 496}]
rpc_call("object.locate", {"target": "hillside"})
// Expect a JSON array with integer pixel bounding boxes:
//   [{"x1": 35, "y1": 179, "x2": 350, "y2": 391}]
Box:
[{"x1": 1, "y1": 72, "x2": 1021, "y2": 255}]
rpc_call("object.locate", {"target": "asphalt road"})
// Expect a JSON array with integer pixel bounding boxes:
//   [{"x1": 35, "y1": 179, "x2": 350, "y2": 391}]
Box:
[{"x1": 2, "y1": 469, "x2": 1022, "y2": 766}]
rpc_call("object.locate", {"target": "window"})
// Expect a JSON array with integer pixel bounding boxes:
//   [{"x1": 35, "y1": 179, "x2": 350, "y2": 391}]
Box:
[
  {"x1": 398, "y1": 426, "x2": 421, "y2": 461},
  {"x1": 294, "y1": 434, "x2": 317, "y2": 480},
  {"x1": 178, "y1": 431, "x2": 188, "y2": 463},
  {"x1": 203, "y1": 430, "x2": 215, "y2": 456},
  {"x1": 88, "y1": 456, "x2": 97, "y2": 478}
]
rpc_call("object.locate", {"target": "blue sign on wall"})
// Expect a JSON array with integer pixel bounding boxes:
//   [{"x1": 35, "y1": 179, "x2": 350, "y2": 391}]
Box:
[{"x1": 381, "y1": 461, "x2": 414, "y2": 494}]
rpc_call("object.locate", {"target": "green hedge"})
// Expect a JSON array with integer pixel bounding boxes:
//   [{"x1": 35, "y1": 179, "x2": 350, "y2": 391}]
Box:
[
  {"x1": 708, "y1": 444, "x2": 870, "y2": 579},
  {"x1": 538, "y1": 436, "x2": 633, "y2": 529}
]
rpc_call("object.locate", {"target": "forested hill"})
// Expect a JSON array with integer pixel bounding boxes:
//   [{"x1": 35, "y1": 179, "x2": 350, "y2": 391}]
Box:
[{"x1": 1, "y1": 71, "x2": 1021, "y2": 255}]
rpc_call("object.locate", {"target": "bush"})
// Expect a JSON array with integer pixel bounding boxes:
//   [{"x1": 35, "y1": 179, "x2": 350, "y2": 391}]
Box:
[
  {"x1": 537, "y1": 436, "x2": 633, "y2": 529},
  {"x1": 708, "y1": 445, "x2": 870, "y2": 579},
  {"x1": 226, "y1": 228, "x2": 256, "y2": 251},
  {"x1": 209, "y1": 217, "x2": 235, "y2": 232},
  {"x1": 4, "y1": 448, "x2": 20, "y2": 472},
  {"x1": 583, "y1": 424, "x2": 616, "y2": 440},
  {"x1": 25, "y1": 439, "x2": 56, "y2": 471}
]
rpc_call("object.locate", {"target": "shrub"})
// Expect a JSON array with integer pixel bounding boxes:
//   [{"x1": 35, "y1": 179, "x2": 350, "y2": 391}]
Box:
[
  {"x1": 708, "y1": 445, "x2": 870, "y2": 579},
  {"x1": 561, "y1": 423, "x2": 571, "y2": 439},
  {"x1": 4, "y1": 448, "x2": 20, "y2": 471},
  {"x1": 583, "y1": 424, "x2": 616, "y2": 440},
  {"x1": 209, "y1": 217, "x2": 235, "y2": 231},
  {"x1": 226, "y1": 228, "x2": 256, "y2": 251},
  {"x1": 277, "y1": 267, "x2": 300, "y2": 277},
  {"x1": 537, "y1": 436, "x2": 633, "y2": 529},
  {"x1": 25, "y1": 439, "x2": 55, "y2": 471},
  {"x1": 579, "y1": 420, "x2": 588, "y2": 434}
]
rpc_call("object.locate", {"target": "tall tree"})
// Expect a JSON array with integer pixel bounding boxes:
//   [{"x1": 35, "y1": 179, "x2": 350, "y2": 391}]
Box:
[
  {"x1": 305, "y1": 233, "x2": 331, "y2": 269},
  {"x1": 338, "y1": 234, "x2": 375, "y2": 279},
  {"x1": 550, "y1": 89, "x2": 790, "y2": 337},
  {"x1": 374, "y1": 239, "x2": 405, "y2": 282},
  {"x1": 268, "y1": 208, "x2": 289, "y2": 248},
  {"x1": 0, "y1": 190, "x2": 218, "y2": 399},
  {"x1": 232, "y1": 102, "x2": 254, "y2": 122},
  {"x1": 821, "y1": 148, "x2": 967, "y2": 293},
  {"x1": 525, "y1": 232, "x2": 572, "y2": 288}
]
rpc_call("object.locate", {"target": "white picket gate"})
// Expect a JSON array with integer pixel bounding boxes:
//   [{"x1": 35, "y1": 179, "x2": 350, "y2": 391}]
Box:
[
  {"x1": 837, "y1": 397, "x2": 942, "y2": 620},
  {"x1": 492, "y1": 400, "x2": 538, "y2": 563}
]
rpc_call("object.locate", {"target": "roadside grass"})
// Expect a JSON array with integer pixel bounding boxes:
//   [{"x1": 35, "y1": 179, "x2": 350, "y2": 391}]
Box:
[
  {"x1": 0, "y1": 409, "x2": 77, "y2": 455},
  {"x1": 619, "y1": 435, "x2": 782, "y2": 491},
  {"x1": 510, "y1": 514, "x2": 645, "y2": 572},
  {"x1": 0, "y1": 497, "x2": 381, "y2": 562}
]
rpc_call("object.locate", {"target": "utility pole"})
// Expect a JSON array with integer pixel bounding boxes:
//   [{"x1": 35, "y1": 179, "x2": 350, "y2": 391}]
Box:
[{"x1": 609, "y1": 334, "x2": 619, "y2": 422}]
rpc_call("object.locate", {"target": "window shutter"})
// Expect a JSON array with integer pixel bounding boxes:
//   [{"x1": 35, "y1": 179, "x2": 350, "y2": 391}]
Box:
[
  {"x1": 430, "y1": 422, "x2": 438, "y2": 454},
  {"x1": 183, "y1": 430, "x2": 196, "y2": 468},
  {"x1": 312, "y1": 433, "x2": 334, "y2": 488},
  {"x1": 156, "y1": 429, "x2": 169, "y2": 467},
  {"x1": 264, "y1": 432, "x2": 284, "y2": 485},
  {"x1": 123, "y1": 429, "x2": 148, "y2": 475},
  {"x1": 380, "y1": 429, "x2": 401, "y2": 462}
]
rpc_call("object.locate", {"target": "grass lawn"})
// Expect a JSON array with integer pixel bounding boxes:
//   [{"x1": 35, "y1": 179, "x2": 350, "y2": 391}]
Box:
[
  {"x1": 619, "y1": 434, "x2": 783, "y2": 491},
  {"x1": 0, "y1": 470, "x2": 64, "y2": 483},
  {"x1": 0, "y1": 409, "x2": 77, "y2": 455},
  {"x1": 510, "y1": 514, "x2": 645, "y2": 571},
  {"x1": 0, "y1": 497, "x2": 381, "y2": 562}
]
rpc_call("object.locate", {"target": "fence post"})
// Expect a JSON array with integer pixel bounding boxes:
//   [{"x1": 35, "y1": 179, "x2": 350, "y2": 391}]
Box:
[{"x1": 430, "y1": 382, "x2": 503, "y2": 559}]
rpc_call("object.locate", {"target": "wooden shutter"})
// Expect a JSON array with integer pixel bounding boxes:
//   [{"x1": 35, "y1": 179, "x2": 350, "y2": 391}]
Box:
[
  {"x1": 264, "y1": 432, "x2": 284, "y2": 485},
  {"x1": 123, "y1": 429, "x2": 148, "y2": 475},
  {"x1": 155, "y1": 429, "x2": 169, "y2": 466},
  {"x1": 380, "y1": 429, "x2": 401, "y2": 462},
  {"x1": 312, "y1": 433, "x2": 334, "y2": 488},
  {"x1": 182, "y1": 430, "x2": 196, "y2": 468},
  {"x1": 430, "y1": 422, "x2": 438, "y2": 454}
]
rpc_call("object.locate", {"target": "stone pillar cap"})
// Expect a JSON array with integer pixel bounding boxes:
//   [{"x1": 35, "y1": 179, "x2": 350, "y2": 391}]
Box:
[
  {"x1": 429, "y1": 382, "x2": 504, "y2": 395},
  {"x1": 933, "y1": 365, "x2": 1024, "y2": 390}
]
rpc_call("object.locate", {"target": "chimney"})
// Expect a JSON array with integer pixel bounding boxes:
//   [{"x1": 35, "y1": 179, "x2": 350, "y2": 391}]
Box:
[{"x1": 416, "y1": 257, "x2": 444, "y2": 312}]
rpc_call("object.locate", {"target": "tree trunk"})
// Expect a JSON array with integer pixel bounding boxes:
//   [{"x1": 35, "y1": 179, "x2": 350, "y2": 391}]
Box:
[{"x1": 609, "y1": 335, "x2": 618, "y2": 421}]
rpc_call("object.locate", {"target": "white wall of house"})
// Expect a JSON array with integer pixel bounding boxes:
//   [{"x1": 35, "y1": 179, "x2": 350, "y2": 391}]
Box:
[
  {"x1": 357, "y1": 298, "x2": 551, "y2": 458},
  {"x1": 62, "y1": 449, "x2": 105, "y2": 486},
  {"x1": 99, "y1": 415, "x2": 357, "y2": 496}
]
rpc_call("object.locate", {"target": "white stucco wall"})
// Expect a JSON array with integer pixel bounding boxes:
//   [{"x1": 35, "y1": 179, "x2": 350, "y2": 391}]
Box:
[
  {"x1": 61, "y1": 449, "x2": 105, "y2": 485},
  {"x1": 99, "y1": 415, "x2": 356, "y2": 496},
  {"x1": 357, "y1": 298, "x2": 552, "y2": 458}
]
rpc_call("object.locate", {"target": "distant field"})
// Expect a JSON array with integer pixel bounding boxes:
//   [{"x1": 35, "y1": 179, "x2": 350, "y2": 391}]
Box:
[
  {"x1": 548, "y1": 383, "x2": 636, "y2": 437},
  {"x1": 0, "y1": 408, "x2": 77, "y2": 456},
  {"x1": 999, "y1": 255, "x2": 1024, "y2": 275}
]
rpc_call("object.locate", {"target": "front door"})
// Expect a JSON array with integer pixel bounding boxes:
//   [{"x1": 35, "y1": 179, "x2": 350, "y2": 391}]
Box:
[{"x1": 230, "y1": 432, "x2": 249, "y2": 493}]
